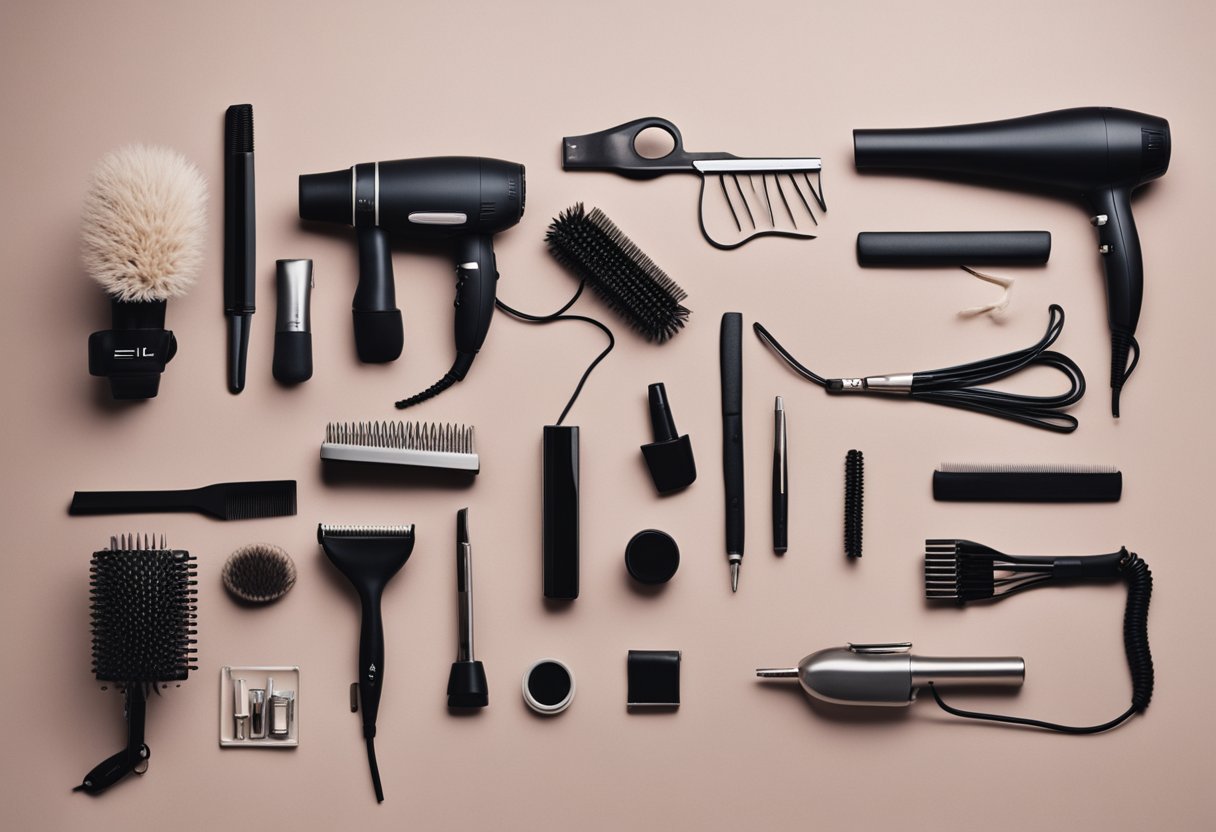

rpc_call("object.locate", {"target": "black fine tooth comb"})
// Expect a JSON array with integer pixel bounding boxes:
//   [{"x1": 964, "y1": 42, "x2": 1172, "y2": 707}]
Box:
[
  {"x1": 562, "y1": 117, "x2": 825, "y2": 250},
  {"x1": 69, "y1": 480, "x2": 297, "y2": 521}
]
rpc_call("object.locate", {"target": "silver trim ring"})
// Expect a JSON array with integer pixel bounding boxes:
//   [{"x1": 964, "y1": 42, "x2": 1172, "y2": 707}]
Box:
[
  {"x1": 350, "y1": 166, "x2": 356, "y2": 226},
  {"x1": 374, "y1": 162, "x2": 380, "y2": 227}
]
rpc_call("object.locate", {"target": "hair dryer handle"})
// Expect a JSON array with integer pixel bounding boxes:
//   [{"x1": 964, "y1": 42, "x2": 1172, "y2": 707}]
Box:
[
  {"x1": 357, "y1": 591, "x2": 386, "y2": 738},
  {"x1": 1087, "y1": 187, "x2": 1143, "y2": 416},
  {"x1": 452, "y1": 235, "x2": 499, "y2": 378},
  {"x1": 353, "y1": 226, "x2": 403, "y2": 363}
]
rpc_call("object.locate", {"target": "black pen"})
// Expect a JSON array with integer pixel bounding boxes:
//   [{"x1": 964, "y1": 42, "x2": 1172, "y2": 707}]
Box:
[
  {"x1": 224, "y1": 104, "x2": 255, "y2": 394},
  {"x1": 772, "y1": 396, "x2": 787, "y2": 554},
  {"x1": 720, "y1": 313, "x2": 745, "y2": 591}
]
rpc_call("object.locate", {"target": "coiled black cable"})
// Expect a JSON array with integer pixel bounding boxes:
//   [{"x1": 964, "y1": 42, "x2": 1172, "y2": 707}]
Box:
[
  {"x1": 754, "y1": 305, "x2": 1086, "y2": 433},
  {"x1": 930, "y1": 551, "x2": 1153, "y2": 734}
]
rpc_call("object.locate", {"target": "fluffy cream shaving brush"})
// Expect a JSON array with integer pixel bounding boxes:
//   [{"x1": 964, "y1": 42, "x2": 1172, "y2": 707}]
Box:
[{"x1": 83, "y1": 144, "x2": 207, "y2": 399}]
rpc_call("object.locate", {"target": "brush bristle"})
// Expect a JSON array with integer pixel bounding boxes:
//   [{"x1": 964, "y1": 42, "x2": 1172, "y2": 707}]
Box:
[
  {"x1": 225, "y1": 104, "x2": 254, "y2": 154},
  {"x1": 546, "y1": 203, "x2": 690, "y2": 342},
  {"x1": 81, "y1": 144, "x2": 208, "y2": 302},
  {"x1": 844, "y1": 450, "x2": 864, "y2": 557},
  {"x1": 222, "y1": 481, "x2": 297, "y2": 520},
  {"x1": 925, "y1": 541, "x2": 995, "y2": 602},
  {"x1": 90, "y1": 538, "x2": 197, "y2": 684},
  {"x1": 325, "y1": 421, "x2": 476, "y2": 453},
  {"x1": 222, "y1": 543, "x2": 295, "y2": 603}
]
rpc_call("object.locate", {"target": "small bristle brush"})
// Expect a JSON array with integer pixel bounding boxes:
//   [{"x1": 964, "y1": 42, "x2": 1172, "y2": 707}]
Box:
[
  {"x1": 222, "y1": 543, "x2": 296, "y2": 603},
  {"x1": 844, "y1": 450, "x2": 864, "y2": 558},
  {"x1": 321, "y1": 421, "x2": 479, "y2": 473},
  {"x1": 76, "y1": 534, "x2": 197, "y2": 795},
  {"x1": 546, "y1": 203, "x2": 690, "y2": 342}
]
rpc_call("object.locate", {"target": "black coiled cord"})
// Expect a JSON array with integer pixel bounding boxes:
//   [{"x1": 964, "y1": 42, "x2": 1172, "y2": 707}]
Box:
[
  {"x1": 754, "y1": 305, "x2": 1086, "y2": 433},
  {"x1": 930, "y1": 551, "x2": 1153, "y2": 734}
]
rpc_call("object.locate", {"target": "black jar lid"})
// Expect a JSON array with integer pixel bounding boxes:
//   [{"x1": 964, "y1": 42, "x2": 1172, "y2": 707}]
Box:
[{"x1": 625, "y1": 529, "x2": 680, "y2": 585}]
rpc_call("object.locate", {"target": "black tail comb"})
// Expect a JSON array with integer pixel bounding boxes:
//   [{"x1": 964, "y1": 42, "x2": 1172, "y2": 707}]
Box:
[{"x1": 70, "y1": 480, "x2": 297, "y2": 521}]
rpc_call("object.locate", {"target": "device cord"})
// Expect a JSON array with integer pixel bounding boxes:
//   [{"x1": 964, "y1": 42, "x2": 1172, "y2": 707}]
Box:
[
  {"x1": 929, "y1": 552, "x2": 1153, "y2": 734},
  {"x1": 495, "y1": 279, "x2": 616, "y2": 426},
  {"x1": 366, "y1": 736, "x2": 384, "y2": 803},
  {"x1": 753, "y1": 305, "x2": 1085, "y2": 433}
]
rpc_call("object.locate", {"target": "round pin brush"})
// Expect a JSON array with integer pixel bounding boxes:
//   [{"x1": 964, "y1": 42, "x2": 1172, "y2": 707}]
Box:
[
  {"x1": 76, "y1": 534, "x2": 198, "y2": 795},
  {"x1": 546, "y1": 204, "x2": 690, "y2": 342}
]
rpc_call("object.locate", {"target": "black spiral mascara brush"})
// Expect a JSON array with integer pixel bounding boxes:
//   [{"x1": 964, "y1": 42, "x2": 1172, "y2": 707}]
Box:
[
  {"x1": 844, "y1": 450, "x2": 864, "y2": 558},
  {"x1": 76, "y1": 534, "x2": 198, "y2": 795}
]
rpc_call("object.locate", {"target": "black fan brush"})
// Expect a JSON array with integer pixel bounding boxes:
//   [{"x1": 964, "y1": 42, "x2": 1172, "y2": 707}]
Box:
[
  {"x1": 70, "y1": 480, "x2": 297, "y2": 521},
  {"x1": 546, "y1": 204, "x2": 690, "y2": 342},
  {"x1": 76, "y1": 534, "x2": 198, "y2": 795}
]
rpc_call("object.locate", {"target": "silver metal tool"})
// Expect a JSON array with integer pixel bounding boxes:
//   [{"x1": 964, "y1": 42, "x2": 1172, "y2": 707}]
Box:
[
  {"x1": 772, "y1": 397, "x2": 787, "y2": 554},
  {"x1": 446, "y1": 508, "x2": 488, "y2": 708},
  {"x1": 249, "y1": 688, "x2": 266, "y2": 738},
  {"x1": 233, "y1": 678, "x2": 248, "y2": 740},
  {"x1": 757, "y1": 642, "x2": 1024, "y2": 706}
]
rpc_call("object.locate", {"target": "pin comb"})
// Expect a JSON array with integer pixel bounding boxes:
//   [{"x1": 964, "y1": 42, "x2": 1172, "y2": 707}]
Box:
[{"x1": 321, "y1": 421, "x2": 479, "y2": 473}]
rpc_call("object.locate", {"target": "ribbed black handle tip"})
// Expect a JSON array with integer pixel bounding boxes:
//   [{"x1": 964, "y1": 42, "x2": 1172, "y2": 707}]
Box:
[{"x1": 225, "y1": 104, "x2": 253, "y2": 154}]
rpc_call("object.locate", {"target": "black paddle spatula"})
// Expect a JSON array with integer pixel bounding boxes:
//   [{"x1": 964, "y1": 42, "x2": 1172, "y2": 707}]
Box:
[{"x1": 70, "y1": 480, "x2": 296, "y2": 521}]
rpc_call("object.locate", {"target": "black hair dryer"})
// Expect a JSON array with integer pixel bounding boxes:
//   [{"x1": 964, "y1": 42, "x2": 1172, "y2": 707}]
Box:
[
  {"x1": 854, "y1": 107, "x2": 1170, "y2": 416},
  {"x1": 300, "y1": 156, "x2": 525, "y2": 407}
]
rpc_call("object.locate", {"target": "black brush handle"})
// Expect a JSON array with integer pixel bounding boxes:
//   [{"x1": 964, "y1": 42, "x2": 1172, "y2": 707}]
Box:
[
  {"x1": 357, "y1": 590, "x2": 386, "y2": 740},
  {"x1": 70, "y1": 488, "x2": 199, "y2": 516},
  {"x1": 720, "y1": 313, "x2": 744, "y2": 557},
  {"x1": 74, "y1": 686, "x2": 147, "y2": 795}
]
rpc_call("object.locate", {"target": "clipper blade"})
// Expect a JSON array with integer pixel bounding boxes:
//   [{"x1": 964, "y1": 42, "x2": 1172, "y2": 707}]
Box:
[{"x1": 321, "y1": 421, "x2": 479, "y2": 473}]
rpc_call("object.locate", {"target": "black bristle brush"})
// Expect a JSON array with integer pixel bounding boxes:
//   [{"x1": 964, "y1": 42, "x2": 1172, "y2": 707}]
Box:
[
  {"x1": 76, "y1": 534, "x2": 197, "y2": 795},
  {"x1": 844, "y1": 450, "x2": 864, "y2": 558},
  {"x1": 222, "y1": 543, "x2": 296, "y2": 604},
  {"x1": 546, "y1": 204, "x2": 690, "y2": 342}
]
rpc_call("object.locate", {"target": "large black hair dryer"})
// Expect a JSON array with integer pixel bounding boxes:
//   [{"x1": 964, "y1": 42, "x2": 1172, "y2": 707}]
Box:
[
  {"x1": 300, "y1": 156, "x2": 525, "y2": 407},
  {"x1": 854, "y1": 107, "x2": 1170, "y2": 416}
]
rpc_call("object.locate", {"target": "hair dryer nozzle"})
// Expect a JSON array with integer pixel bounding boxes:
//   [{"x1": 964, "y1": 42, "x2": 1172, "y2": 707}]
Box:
[{"x1": 299, "y1": 169, "x2": 353, "y2": 225}]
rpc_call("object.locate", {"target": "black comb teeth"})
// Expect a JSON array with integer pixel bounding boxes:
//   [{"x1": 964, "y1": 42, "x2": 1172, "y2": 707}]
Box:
[
  {"x1": 89, "y1": 536, "x2": 197, "y2": 684},
  {"x1": 546, "y1": 204, "x2": 690, "y2": 342},
  {"x1": 225, "y1": 104, "x2": 253, "y2": 154},
  {"x1": 222, "y1": 480, "x2": 297, "y2": 520}
]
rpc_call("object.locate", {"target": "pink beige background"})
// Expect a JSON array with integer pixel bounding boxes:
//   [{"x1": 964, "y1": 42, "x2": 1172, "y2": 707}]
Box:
[{"x1": 2, "y1": 1, "x2": 1214, "y2": 829}]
